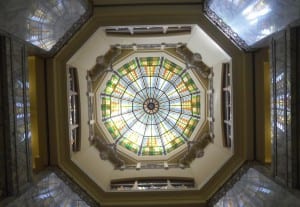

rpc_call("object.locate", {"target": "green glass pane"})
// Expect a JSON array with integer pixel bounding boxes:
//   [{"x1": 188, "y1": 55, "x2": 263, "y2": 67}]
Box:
[
  {"x1": 182, "y1": 73, "x2": 197, "y2": 93},
  {"x1": 104, "y1": 74, "x2": 119, "y2": 94},
  {"x1": 118, "y1": 59, "x2": 137, "y2": 75},
  {"x1": 126, "y1": 69, "x2": 139, "y2": 82},
  {"x1": 139, "y1": 57, "x2": 160, "y2": 66},
  {"x1": 192, "y1": 95, "x2": 200, "y2": 115},
  {"x1": 142, "y1": 146, "x2": 163, "y2": 155},
  {"x1": 144, "y1": 66, "x2": 157, "y2": 77},
  {"x1": 113, "y1": 82, "x2": 126, "y2": 97},
  {"x1": 183, "y1": 118, "x2": 199, "y2": 137},
  {"x1": 119, "y1": 139, "x2": 139, "y2": 154},
  {"x1": 104, "y1": 121, "x2": 120, "y2": 139},
  {"x1": 101, "y1": 97, "x2": 111, "y2": 118},
  {"x1": 175, "y1": 81, "x2": 187, "y2": 93},
  {"x1": 163, "y1": 59, "x2": 183, "y2": 74},
  {"x1": 165, "y1": 137, "x2": 184, "y2": 153}
]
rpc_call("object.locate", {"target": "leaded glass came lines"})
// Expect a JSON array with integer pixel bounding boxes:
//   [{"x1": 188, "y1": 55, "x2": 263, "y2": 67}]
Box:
[{"x1": 101, "y1": 57, "x2": 201, "y2": 156}]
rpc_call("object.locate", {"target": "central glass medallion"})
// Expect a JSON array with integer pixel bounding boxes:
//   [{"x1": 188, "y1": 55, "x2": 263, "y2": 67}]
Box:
[
  {"x1": 143, "y1": 98, "x2": 159, "y2": 114},
  {"x1": 101, "y1": 57, "x2": 201, "y2": 156}
]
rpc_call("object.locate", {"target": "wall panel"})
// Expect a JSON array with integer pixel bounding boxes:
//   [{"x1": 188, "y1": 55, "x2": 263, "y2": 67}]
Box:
[{"x1": 0, "y1": 34, "x2": 32, "y2": 200}]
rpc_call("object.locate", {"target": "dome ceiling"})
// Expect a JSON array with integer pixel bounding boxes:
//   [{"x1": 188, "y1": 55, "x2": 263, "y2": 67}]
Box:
[
  {"x1": 42, "y1": 0, "x2": 259, "y2": 203},
  {"x1": 53, "y1": 18, "x2": 249, "y2": 205},
  {"x1": 100, "y1": 55, "x2": 202, "y2": 157},
  {"x1": 66, "y1": 24, "x2": 233, "y2": 182},
  {"x1": 90, "y1": 46, "x2": 208, "y2": 165}
]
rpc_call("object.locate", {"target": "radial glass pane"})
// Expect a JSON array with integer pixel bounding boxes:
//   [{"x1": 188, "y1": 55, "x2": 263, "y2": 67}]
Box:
[{"x1": 101, "y1": 57, "x2": 201, "y2": 156}]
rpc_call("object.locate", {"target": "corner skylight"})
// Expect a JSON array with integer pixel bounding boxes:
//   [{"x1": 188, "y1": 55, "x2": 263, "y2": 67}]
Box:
[
  {"x1": 26, "y1": 0, "x2": 88, "y2": 51},
  {"x1": 206, "y1": 0, "x2": 300, "y2": 48}
]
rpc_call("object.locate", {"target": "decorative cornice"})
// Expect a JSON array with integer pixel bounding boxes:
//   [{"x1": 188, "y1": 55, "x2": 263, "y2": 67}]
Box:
[
  {"x1": 179, "y1": 132, "x2": 212, "y2": 166},
  {"x1": 176, "y1": 44, "x2": 212, "y2": 78},
  {"x1": 89, "y1": 136, "x2": 125, "y2": 168},
  {"x1": 88, "y1": 46, "x2": 122, "y2": 81},
  {"x1": 105, "y1": 25, "x2": 192, "y2": 36}
]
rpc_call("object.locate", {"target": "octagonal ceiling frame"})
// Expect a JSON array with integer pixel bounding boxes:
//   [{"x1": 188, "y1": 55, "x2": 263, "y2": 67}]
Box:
[
  {"x1": 47, "y1": 4, "x2": 254, "y2": 206},
  {"x1": 86, "y1": 43, "x2": 213, "y2": 169}
]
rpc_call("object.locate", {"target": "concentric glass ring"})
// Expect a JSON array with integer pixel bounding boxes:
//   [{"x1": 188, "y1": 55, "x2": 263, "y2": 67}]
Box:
[{"x1": 143, "y1": 98, "x2": 159, "y2": 114}]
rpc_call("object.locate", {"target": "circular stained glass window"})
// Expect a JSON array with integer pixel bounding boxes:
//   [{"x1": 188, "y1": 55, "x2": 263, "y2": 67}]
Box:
[{"x1": 101, "y1": 57, "x2": 201, "y2": 156}]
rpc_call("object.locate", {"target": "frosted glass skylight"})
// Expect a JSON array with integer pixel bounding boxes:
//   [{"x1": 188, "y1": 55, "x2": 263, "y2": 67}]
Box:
[
  {"x1": 26, "y1": 0, "x2": 87, "y2": 51},
  {"x1": 208, "y1": 0, "x2": 300, "y2": 46},
  {"x1": 101, "y1": 57, "x2": 201, "y2": 156}
]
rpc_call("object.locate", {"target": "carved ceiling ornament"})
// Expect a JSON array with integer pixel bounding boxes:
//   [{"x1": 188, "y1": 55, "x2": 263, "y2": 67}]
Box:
[{"x1": 176, "y1": 44, "x2": 212, "y2": 79}]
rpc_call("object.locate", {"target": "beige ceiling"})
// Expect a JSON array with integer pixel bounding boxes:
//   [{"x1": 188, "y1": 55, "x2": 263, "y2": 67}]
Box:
[{"x1": 47, "y1": 4, "x2": 253, "y2": 206}]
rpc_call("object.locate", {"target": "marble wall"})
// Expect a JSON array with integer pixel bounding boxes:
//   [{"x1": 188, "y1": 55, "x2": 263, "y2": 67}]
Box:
[
  {"x1": 211, "y1": 166, "x2": 300, "y2": 207},
  {"x1": 6, "y1": 171, "x2": 97, "y2": 207},
  {"x1": 0, "y1": 35, "x2": 7, "y2": 201},
  {"x1": 270, "y1": 29, "x2": 291, "y2": 186},
  {"x1": 290, "y1": 26, "x2": 300, "y2": 189},
  {"x1": 270, "y1": 27, "x2": 300, "y2": 188},
  {"x1": 0, "y1": 34, "x2": 32, "y2": 200}
]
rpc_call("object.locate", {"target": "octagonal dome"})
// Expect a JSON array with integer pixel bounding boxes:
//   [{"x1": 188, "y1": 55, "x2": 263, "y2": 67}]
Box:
[
  {"x1": 56, "y1": 20, "x2": 250, "y2": 206},
  {"x1": 98, "y1": 54, "x2": 203, "y2": 158}
]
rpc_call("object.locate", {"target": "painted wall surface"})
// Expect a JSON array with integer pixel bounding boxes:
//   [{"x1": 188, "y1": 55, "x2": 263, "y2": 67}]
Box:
[{"x1": 271, "y1": 27, "x2": 300, "y2": 188}]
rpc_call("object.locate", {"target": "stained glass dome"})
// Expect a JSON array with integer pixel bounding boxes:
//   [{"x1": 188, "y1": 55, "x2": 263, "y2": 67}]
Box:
[{"x1": 101, "y1": 57, "x2": 201, "y2": 156}]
